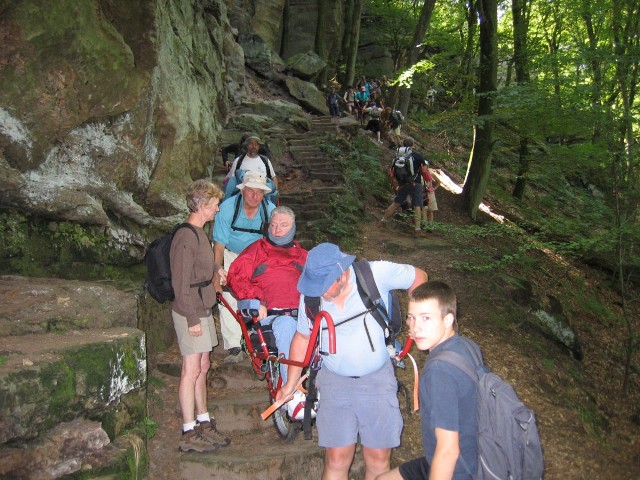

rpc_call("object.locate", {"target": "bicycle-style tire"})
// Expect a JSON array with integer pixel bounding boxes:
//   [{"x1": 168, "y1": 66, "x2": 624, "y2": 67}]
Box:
[{"x1": 268, "y1": 362, "x2": 300, "y2": 441}]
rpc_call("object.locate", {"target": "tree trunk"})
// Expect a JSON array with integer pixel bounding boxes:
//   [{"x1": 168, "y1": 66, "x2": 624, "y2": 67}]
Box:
[
  {"x1": 461, "y1": 0, "x2": 478, "y2": 100},
  {"x1": 344, "y1": 0, "x2": 361, "y2": 89},
  {"x1": 315, "y1": 0, "x2": 328, "y2": 86},
  {"x1": 279, "y1": 0, "x2": 290, "y2": 59},
  {"x1": 398, "y1": 0, "x2": 436, "y2": 116},
  {"x1": 461, "y1": 0, "x2": 498, "y2": 219},
  {"x1": 511, "y1": 0, "x2": 531, "y2": 200}
]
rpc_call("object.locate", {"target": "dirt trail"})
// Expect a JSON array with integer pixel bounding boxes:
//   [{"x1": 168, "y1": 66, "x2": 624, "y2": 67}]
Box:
[{"x1": 147, "y1": 176, "x2": 639, "y2": 479}]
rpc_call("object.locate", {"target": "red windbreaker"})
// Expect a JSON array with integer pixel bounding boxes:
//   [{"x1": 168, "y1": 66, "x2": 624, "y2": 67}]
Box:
[{"x1": 227, "y1": 239, "x2": 308, "y2": 309}]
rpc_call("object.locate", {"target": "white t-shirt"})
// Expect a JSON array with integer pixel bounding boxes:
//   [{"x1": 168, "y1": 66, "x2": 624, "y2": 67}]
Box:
[{"x1": 227, "y1": 154, "x2": 276, "y2": 181}]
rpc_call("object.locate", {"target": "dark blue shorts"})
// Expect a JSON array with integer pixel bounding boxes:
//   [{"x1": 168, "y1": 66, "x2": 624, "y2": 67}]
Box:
[{"x1": 394, "y1": 183, "x2": 424, "y2": 207}]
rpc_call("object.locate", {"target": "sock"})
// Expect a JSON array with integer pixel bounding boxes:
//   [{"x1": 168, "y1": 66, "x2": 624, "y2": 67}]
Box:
[
  {"x1": 183, "y1": 420, "x2": 197, "y2": 433},
  {"x1": 197, "y1": 413, "x2": 211, "y2": 423}
]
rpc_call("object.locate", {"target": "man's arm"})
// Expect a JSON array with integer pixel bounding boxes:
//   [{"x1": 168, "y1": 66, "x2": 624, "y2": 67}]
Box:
[
  {"x1": 429, "y1": 427, "x2": 460, "y2": 480},
  {"x1": 213, "y1": 241, "x2": 226, "y2": 292},
  {"x1": 275, "y1": 331, "x2": 310, "y2": 402},
  {"x1": 409, "y1": 267, "x2": 428, "y2": 294}
]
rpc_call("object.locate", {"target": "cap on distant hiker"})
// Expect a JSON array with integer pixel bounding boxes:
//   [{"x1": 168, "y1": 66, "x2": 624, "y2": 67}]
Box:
[{"x1": 243, "y1": 135, "x2": 263, "y2": 145}]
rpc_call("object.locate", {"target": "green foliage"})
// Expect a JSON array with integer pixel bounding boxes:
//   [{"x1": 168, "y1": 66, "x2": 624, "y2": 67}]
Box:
[
  {"x1": 0, "y1": 355, "x2": 6, "y2": 366},
  {"x1": 577, "y1": 403, "x2": 610, "y2": 441},
  {"x1": 141, "y1": 417, "x2": 159, "y2": 439}
]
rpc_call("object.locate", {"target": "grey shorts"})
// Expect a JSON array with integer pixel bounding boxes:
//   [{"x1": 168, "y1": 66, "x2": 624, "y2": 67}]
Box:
[
  {"x1": 172, "y1": 310, "x2": 219, "y2": 356},
  {"x1": 315, "y1": 360, "x2": 402, "y2": 449}
]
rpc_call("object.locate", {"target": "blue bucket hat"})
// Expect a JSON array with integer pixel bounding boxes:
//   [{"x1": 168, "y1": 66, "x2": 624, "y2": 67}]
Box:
[{"x1": 297, "y1": 243, "x2": 356, "y2": 297}]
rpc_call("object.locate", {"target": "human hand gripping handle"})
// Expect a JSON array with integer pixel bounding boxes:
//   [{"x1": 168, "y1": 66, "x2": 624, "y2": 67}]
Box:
[{"x1": 262, "y1": 373, "x2": 308, "y2": 420}]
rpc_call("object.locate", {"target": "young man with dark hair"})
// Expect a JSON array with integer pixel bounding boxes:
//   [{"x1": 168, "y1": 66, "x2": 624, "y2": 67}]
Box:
[{"x1": 377, "y1": 281, "x2": 480, "y2": 480}]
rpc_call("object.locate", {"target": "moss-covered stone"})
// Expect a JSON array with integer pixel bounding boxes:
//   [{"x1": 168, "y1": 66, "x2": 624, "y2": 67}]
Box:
[{"x1": 0, "y1": 328, "x2": 146, "y2": 445}]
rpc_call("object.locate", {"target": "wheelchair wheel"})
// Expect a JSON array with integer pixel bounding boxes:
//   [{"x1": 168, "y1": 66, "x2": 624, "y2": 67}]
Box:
[{"x1": 268, "y1": 362, "x2": 299, "y2": 441}]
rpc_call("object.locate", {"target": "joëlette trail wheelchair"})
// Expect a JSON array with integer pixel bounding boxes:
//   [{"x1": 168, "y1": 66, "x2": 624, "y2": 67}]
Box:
[{"x1": 216, "y1": 292, "x2": 336, "y2": 441}]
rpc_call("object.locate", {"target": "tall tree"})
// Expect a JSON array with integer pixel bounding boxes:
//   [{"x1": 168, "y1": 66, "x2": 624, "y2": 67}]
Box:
[
  {"x1": 398, "y1": 0, "x2": 436, "y2": 114},
  {"x1": 460, "y1": 0, "x2": 478, "y2": 99},
  {"x1": 314, "y1": 0, "x2": 328, "y2": 85},
  {"x1": 461, "y1": 0, "x2": 498, "y2": 219},
  {"x1": 343, "y1": 0, "x2": 362, "y2": 88},
  {"x1": 511, "y1": 0, "x2": 533, "y2": 200}
]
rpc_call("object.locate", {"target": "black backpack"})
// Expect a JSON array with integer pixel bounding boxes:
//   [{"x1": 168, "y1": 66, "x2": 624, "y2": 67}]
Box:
[
  {"x1": 301, "y1": 259, "x2": 403, "y2": 440},
  {"x1": 303, "y1": 259, "x2": 402, "y2": 352},
  {"x1": 427, "y1": 338, "x2": 544, "y2": 480},
  {"x1": 144, "y1": 223, "x2": 210, "y2": 303},
  {"x1": 392, "y1": 148, "x2": 416, "y2": 185},
  {"x1": 235, "y1": 153, "x2": 273, "y2": 180},
  {"x1": 390, "y1": 110, "x2": 404, "y2": 125}
]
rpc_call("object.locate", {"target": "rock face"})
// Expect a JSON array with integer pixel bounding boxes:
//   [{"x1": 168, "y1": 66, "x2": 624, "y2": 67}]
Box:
[
  {"x1": 0, "y1": 0, "x2": 238, "y2": 247},
  {"x1": 0, "y1": 275, "x2": 147, "y2": 479}
]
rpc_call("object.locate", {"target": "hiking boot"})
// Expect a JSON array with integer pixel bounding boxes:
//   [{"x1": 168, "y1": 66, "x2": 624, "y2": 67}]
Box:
[
  {"x1": 197, "y1": 420, "x2": 231, "y2": 448},
  {"x1": 414, "y1": 229, "x2": 428, "y2": 238},
  {"x1": 178, "y1": 428, "x2": 219, "y2": 453},
  {"x1": 223, "y1": 347, "x2": 244, "y2": 364}
]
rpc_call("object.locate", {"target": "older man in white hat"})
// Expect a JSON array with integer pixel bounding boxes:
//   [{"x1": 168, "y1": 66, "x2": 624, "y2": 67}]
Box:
[{"x1": 213, "y1": 171, "x2": 276, "y2": 363}]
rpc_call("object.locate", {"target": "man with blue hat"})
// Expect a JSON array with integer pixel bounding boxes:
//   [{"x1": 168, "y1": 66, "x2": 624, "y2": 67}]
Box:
[{"x1": 277, "y1": 243, "x2": 428, "y2": 479}]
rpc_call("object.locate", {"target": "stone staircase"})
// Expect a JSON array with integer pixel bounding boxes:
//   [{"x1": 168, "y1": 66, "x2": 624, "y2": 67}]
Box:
[
  {"x1": 151, "y1": 349, "x2": 366, "y2": 479},
  {"x1": 279, "y1": 114, "x2": 359, "y2": 247}
]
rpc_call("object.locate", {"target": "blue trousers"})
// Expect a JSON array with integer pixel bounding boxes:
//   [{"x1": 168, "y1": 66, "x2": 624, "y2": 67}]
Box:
[{"x1": 259, "y1": 315, "x2": 297, "y2": 383}]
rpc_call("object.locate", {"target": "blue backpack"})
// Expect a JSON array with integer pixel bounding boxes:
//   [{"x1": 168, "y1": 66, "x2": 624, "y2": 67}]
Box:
[{"x1": 427, "y1": 337, "x2": 544, "y2": 480}]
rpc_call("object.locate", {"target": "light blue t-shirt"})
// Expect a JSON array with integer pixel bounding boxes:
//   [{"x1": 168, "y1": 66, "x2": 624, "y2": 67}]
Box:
[
  {"x1": 296, "y1": 261, "x2": 415, "y2": 377},
  {"x1": 212, "y1": 195, "x2": 275, "y2": 254}
]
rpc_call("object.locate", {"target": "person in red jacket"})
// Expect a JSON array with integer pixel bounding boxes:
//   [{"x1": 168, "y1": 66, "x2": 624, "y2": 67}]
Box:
[{"x1": 227, "y1": 205, "x2": 307, "y2": 383}]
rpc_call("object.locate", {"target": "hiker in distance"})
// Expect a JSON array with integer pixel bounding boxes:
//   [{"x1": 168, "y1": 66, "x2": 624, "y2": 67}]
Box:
[
  {"x1": 212, "y1": 171, "x2": 276, "y2": 364},
  {"x1": 276, "y1": 243, "x2": 428, "y2": 480},
  {"x1": 223, "y1": 134, "x2": 278, "y2": 202},
  {"x1": 380, "y1": 137, "x2": 432, "y2": 236},
  {"x1": 170, "y1": 180, "x2": 231, "y2": 453}
]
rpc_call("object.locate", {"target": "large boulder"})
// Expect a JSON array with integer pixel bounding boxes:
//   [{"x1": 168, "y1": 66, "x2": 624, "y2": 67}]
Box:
[
  {"x1": 285, "y1": 77, "x2": 330, "y2": 115},
  {"x1": 286, "y1": 52, "x2": 327, "y2": 81},
  {"x1": 238, "y1": 33, "x2": 274, "y2": 78},
  {"x1": 0, "y1": 0, "x2": 236, "y2": 257}
]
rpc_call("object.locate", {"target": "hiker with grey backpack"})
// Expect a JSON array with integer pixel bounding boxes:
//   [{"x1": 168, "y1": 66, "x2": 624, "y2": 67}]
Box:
[{"x1": 377, "y1": 281, "x2": 544, "y2": 480}]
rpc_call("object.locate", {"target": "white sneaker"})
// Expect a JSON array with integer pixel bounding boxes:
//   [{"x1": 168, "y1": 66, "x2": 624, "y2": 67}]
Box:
[{"x1": 286, "y1": 390, "x2": 317, "y2": 420}]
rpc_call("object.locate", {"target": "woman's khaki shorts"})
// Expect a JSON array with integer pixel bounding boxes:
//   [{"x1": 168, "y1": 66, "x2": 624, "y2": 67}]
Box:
[{"x1": 172, "y1": 310, "x2": 219, "y2": 356}]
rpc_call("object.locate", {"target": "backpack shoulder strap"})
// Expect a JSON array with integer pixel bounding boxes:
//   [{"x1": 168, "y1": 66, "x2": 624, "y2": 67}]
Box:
[
  {"x1": 258, "y1": 154, "x2": 273, "y2": 179},
  {"x1": 427, "y1": 350, "x2": 479, "y2": 383},
  {"x1": 236, "y1": 153, "x2": 247, "y2": 170},
  {"x1": 353, "y1": 260, "x2": 392, "y2": 340},
  {"x1": 303, "y1": 295, "x2": 321, "y2": 323},
  {"x1": 230, "y1": 195, "x2": 243, "y2": 229},
  {"x1": 175, "y1": 223, "x2": 200, "y2": 243}
]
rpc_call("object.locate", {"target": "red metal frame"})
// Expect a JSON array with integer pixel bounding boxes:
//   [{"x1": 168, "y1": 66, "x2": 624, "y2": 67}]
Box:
[{"x1": 216, "y1": 293, "x2": 336, "y2": 393}]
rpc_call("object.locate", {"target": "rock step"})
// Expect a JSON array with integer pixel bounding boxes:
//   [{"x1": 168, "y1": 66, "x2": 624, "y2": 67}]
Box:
[
  {"x1": 176, "y1": 428, "x2": 327, "y2": 480},
  {"x1": 0, "y1": 326, "x2": 146, "y2": 479}
]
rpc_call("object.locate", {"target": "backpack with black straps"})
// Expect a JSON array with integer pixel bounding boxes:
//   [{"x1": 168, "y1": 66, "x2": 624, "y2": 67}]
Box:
[
  {"x1": 144, "y1": 223, "x2": 211, "y2": 303},
  {"x1": 391, "y1": 147, "x2": 416, "y2": 185},
  {"x1": 229, "y1": 194, "x2": 269, "y2": 235},
  {"x1": 303, "y1": 259, "x2": 403, "y2": 358},
  {"x1": 300, "y1": 259, "x2": 403, "y2": 439},
  {"x1": 427, "y1": 337, "x2": 544, "y2": 480},
  {"x1": 390, "y1": 110, "x2": 404, "y2": 126}
]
